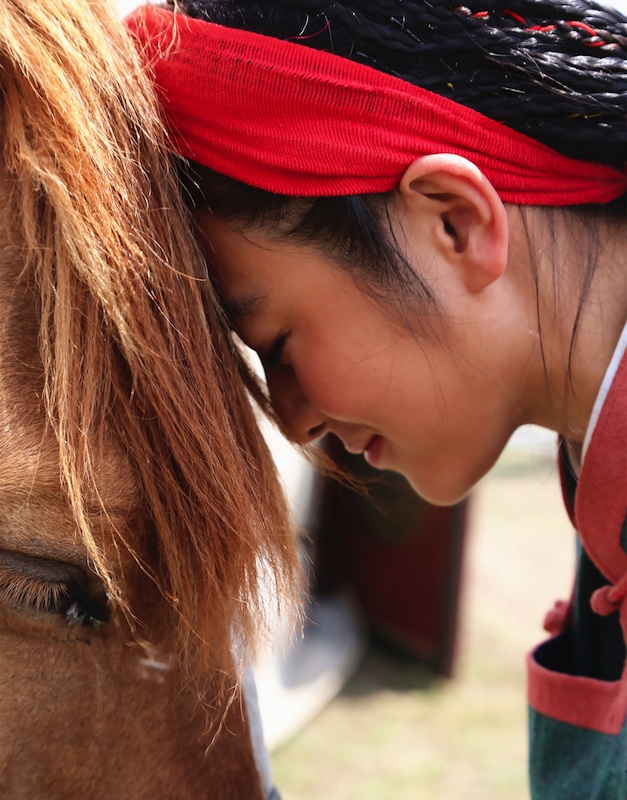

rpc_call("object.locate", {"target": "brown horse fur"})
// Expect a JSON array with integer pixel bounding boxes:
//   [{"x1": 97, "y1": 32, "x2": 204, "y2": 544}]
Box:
[{"x1": 0, "y1": 1, "x2": 301, "y2": 796}]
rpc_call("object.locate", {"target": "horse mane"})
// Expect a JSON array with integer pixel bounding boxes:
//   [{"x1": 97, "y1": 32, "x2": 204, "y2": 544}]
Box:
[{"x1": 0, "y1": 0, "x2": 300, "y2": 701}]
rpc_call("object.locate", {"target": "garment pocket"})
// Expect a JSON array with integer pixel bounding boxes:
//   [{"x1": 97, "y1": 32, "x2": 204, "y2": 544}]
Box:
[
  {"x1": 528, "y1": 634, "x2": 627, "y2": 800},
  {"x1": 528, "y1": 631, "x2": 627, "y2": 734}
]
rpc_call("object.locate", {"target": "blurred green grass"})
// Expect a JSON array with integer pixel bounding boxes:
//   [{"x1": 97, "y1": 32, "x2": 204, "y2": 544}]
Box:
[{"x1": 271, "y1": 450, "x2": 575, "y2": 799}]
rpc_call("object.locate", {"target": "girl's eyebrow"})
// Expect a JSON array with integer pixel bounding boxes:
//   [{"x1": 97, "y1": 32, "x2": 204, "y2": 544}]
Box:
[{"x1": 224, "y1": 294, "x2": 266, "y2": 322}]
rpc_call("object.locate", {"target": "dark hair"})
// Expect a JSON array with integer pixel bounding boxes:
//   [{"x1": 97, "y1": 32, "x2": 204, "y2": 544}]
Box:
[
  {"x1": 177, "y1": 0, "x2": 626, "y2": 324},
  {"x1": 182, "y1": 169, "x2": 438, "y2": 324}
]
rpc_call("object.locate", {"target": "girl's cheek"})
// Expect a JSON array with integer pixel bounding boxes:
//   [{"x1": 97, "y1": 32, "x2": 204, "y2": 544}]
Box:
[
  {"x1": 294, "y1": 362, "x2": 343, "y2": 417},
  {"x1": 300, "y1": 370, "x2": 366, "y2": 421}
]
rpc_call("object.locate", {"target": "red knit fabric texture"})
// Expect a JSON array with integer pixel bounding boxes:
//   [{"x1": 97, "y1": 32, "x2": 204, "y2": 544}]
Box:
[{"x1": 126, "y1": 7, "x2": 626, "y2": 205}]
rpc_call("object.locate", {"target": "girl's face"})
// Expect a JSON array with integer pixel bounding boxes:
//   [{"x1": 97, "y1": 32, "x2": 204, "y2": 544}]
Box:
[{"x1": 197, "y1": 213, "x2": 530, "y2": 505}]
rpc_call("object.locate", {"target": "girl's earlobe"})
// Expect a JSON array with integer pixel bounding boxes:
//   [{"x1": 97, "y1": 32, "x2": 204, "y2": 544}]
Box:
[{"x1": 399, "y1": 154, "x2": 509, "y2": 294}]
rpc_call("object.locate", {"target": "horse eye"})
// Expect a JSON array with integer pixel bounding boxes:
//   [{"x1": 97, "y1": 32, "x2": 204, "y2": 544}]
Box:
[
  {"x1": 0, "y1": 550, "x2": 110, "y2": 627},
  {"x1": 63, "y1": 594, "x2": 110, "y2": 628}
]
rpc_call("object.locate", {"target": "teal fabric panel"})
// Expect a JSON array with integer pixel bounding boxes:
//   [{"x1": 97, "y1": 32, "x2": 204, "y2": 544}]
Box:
[{"x1": 529, "y1": 707, "x2": 627, "y2": 800}]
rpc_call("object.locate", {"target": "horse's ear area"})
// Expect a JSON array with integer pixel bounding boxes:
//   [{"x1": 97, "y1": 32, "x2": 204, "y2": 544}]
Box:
[{"x1": 397, "y1": 154, "x2": 509, "y2": 295}]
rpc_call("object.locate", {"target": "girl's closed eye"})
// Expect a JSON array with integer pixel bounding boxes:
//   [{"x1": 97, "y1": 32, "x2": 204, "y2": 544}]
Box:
[{"x1": 263, "y1": 331, "x2": 290, "y2": 370}]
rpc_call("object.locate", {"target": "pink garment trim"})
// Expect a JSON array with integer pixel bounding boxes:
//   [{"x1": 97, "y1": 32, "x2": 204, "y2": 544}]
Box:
[
  {"x1": 537, "y1": 350, "x2": 627, "y2": 735},
  {"x1": 591, "y1": 578, "x2": 627, "y2": 618},
  {"x1": 543, "y1": 598, "x2": 573, "y2": 637},
  {"x1": 575, "y1": 351, "x2": 627, "y2": 585}
]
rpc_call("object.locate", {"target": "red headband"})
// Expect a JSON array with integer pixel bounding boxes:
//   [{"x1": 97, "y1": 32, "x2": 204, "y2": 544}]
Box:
[{"x1": 126, "y1": 6, "x2": 625, "y2": 206}]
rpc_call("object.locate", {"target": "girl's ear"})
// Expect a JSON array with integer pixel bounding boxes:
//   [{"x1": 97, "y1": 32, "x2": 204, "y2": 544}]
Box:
[{"x1": 398, "y1": 154, "x2": 509, "y2": 294}]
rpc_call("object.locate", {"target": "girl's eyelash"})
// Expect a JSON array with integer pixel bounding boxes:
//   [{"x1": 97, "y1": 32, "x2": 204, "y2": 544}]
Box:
[{"x1": 264, "y1": 332, "x2": 289, "y2": 369}]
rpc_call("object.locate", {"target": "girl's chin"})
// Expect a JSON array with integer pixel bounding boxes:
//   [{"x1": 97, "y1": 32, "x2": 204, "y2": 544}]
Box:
[
  {"x1": 370, "y1": 437, "x2": 503, "y2": 505},
  {"x1": 409, "y1": 484, "x2": 466, "y2": 506},
  {"x1": 400, "y1": 465, "x2": 477, "y2": 507}
]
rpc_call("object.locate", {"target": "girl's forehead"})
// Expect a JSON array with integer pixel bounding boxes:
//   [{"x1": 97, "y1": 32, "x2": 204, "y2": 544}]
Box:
[{"x1": 199, "y1": 210, "x2": 320, "y2": 280}]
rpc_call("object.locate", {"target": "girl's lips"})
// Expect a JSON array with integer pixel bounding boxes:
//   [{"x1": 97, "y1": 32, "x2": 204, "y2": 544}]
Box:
[{"x1": 363, "y1": 434, "x2": 384, "y2": 467}]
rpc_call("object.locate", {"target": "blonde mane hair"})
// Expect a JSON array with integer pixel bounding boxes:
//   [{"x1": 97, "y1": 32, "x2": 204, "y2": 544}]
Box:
[{"x1": 0, "y1": 0, "x2": 299, "y2": 698}]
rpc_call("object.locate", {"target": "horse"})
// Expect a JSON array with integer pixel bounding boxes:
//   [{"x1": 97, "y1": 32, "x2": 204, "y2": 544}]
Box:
[{"x1": 0, "y1": 2, "x2": 299, "y2": 797}]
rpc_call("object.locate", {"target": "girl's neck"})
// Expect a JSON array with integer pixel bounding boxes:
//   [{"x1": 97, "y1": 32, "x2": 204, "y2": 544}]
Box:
[{"x1": 514, "y1": 205, "x2": 627, "y2": 443}]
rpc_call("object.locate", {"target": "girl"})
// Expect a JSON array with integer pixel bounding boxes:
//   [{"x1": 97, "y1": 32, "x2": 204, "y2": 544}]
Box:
[{"x1": 127, "y1": 1, "x2": 626, "y2": 796}]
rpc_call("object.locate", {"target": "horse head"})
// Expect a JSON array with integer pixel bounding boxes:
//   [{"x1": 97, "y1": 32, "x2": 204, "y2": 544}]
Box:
[{"x1": 0, "y1": 2, "x2": 299, "y2": 797}]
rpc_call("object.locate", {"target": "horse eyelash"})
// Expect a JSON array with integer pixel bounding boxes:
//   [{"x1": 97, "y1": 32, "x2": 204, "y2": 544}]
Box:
[
  {"x1": 0, "y1": 566, "x2": 110, "y2": 627},
  {"x1": 0, "y1": 571, "x2": 70, "y2": 614}
]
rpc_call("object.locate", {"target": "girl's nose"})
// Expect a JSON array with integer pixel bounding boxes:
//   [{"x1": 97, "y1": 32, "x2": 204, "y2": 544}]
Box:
[{"x1": 267, "y1": 366, "x2": 327, "y2": 444}]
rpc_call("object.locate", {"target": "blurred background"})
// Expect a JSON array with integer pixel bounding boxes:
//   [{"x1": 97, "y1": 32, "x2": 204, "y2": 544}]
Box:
[{"x1": 268, "y1": 431, "x2": 575, "y2": 800}]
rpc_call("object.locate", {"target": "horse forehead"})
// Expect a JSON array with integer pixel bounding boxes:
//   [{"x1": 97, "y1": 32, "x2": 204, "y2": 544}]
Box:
[
  {"x1": 0, "y1": 395, "x2": 137, "y2": 546},
  {"x1": 0, "y1": 274, "x2": 57, "y2": 490},
  {"x1": 0, "y1": 401, "x2": 58, "y2": 492},
  {"x1": 0, "y1": 388, "x2": 138, "y2": 497},
  {"x1": 0, "y1": 343, "x2": 139, "y2": 555}
]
